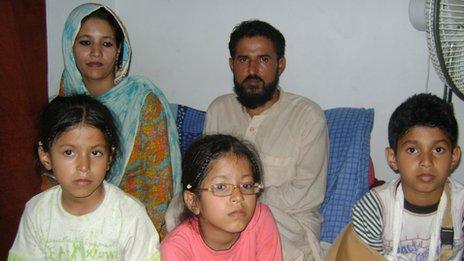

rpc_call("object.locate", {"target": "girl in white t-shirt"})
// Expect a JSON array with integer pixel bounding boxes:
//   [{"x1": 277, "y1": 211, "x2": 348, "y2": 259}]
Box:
[{"x1": 9, "y1": 95, "x2": 160, "y2": 260}]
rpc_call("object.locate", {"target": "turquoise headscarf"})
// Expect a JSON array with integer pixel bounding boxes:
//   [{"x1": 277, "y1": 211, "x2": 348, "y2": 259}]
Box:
[{"x1": 62, "y1": 3, "x2": 182, "y2": 193}]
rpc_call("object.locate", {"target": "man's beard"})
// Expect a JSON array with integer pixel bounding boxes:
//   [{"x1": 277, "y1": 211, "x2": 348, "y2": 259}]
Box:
[{"x1": 233, "y1": 73, "x2": 279, "y2": 109}]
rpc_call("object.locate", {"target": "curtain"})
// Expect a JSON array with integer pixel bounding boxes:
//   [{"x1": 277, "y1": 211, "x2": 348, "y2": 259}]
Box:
[{"x1": 0, "y1": 0, "x2": 47, "y2": 258}]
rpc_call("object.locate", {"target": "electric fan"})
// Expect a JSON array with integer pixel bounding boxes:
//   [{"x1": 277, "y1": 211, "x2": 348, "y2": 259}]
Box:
[{"x1": 409, "y1": 0, "x2": 464, "y2": 102}]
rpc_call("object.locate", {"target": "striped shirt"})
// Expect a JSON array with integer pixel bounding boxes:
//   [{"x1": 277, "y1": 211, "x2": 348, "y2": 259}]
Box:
[{"x1": 352, "y1": 190, "x2": 384, "y2": 252}]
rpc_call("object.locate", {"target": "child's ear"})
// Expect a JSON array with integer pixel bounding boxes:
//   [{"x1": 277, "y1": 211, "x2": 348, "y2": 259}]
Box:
[
  {"x1": 38, "y1": 146, "x2": 52, "y2": 171},
  {"x1": 385, "y1": 147, "x2": 399, "y2": 172},
  {"x1": 106, "y1": 156, "x2": 112, "y2": 171},
  {"x1": 183, "y1": 190, "x2": 200, "y2": 215},
  {"x1": 451, "y1": 146, "x2": 461, "y2": 171}
]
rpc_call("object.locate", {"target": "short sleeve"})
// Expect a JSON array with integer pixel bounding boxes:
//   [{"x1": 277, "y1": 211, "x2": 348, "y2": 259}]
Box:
[
  {"x1": 123, "y1": 206, "x2": 161, "y2": 261},
  {"x1": 256, "y1": 204, "x2": 283, "y2": 261},
  {"x1": 8, "y1": 204, "x2": 45, "y2": 260},
  {"x1": 160, "y1": 223, "x2": 193, "y2": 261},
  {"x1": 351, "y1": 191, "x2": 384, "y2": 252}
]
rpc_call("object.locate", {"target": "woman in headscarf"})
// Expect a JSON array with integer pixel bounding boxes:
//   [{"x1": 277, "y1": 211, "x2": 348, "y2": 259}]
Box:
[{"x1": 58, "y1": 3, "x2": 181, "y2": 239}]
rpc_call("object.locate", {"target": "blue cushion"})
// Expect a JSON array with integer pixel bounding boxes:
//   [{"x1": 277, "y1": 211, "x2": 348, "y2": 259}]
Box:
[
  {"x1": 171, "y1": 104, "x2": 206, "y2": 154},
  {"x1": 320, "y1": 107, "x2": 374, "y2": 243}
]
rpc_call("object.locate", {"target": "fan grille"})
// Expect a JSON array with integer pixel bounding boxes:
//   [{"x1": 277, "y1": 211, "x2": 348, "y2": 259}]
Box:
[{"x1": 426, "y1": 0, "x2": 464, "y2": 101}]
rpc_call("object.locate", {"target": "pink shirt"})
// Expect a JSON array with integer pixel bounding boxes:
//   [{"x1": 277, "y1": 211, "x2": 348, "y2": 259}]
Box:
[{"x1": 161, "y1": 203, "x2": 283, "y2": 261}]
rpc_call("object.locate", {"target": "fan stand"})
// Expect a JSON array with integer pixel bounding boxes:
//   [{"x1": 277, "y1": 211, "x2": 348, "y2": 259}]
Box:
[{"x1": 443, "y1": 84, "x2": 453, "y2": 103}]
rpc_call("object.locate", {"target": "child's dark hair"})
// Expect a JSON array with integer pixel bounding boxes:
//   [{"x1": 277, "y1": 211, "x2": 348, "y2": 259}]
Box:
[
  {"x1": 181, "y1": 134, "x2": 263, "y2": 221},
  {"x1": 388, "y1": 93, "x2": 458, "y2": 151},
  {"x1": 38, "y1": 94, "x2": 119, "y2": 165},
  {"x1": 229, "y1": 20, "x2": 286, "y2": 60},
  {"x1": 81, "y1": 7, "x2": 124, "y2": 68}
]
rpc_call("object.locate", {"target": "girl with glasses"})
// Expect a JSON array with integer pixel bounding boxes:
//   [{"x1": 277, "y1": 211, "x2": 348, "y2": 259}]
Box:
[{"x1": 161, "y1": 134, "x2": 282, "y2": 260}]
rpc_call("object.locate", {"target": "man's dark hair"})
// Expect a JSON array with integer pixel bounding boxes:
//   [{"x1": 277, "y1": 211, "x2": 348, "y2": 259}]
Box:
[
  {"x1": 228, "y1": 20, "x2": 285, "y2": 59},
  {"x1": 388, "y1": 93, "x2": 458, "y2": 151}
]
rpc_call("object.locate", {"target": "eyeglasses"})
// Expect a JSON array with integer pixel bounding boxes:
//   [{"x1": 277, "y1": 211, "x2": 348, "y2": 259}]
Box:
[{"x1": 197, "y1": 182, "x2": 263, "y2": 197}]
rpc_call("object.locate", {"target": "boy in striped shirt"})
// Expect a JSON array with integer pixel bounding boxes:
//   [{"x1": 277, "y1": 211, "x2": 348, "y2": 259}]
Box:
[{"x1": 351, "y1": 93, "x2": 463, "y2": 260}]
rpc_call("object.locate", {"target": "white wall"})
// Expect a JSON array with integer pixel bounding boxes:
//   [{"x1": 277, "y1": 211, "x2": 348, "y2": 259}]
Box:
[{"x1": 46, "y1": 0, "x2": 464, "y2": 183}]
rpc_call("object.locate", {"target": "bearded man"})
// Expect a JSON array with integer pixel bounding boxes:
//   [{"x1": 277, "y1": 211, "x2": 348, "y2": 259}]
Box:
[{"x1": 204, "y1": 20, "x2": 329, "y2": 261}]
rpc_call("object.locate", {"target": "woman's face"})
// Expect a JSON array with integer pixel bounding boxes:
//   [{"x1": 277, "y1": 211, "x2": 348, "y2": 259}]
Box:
[{"x1": 73, "y1": 17, "x2": 119, "y2": 90}]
